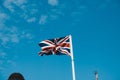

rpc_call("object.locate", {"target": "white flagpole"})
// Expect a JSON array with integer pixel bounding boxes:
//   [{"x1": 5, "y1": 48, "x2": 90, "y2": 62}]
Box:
[
  {"x1": 69, "y1": 35, "x2": 76, "y2": 80},
  {"x1": 95, "y1": 71, "x2": 98, "y2": 80}
]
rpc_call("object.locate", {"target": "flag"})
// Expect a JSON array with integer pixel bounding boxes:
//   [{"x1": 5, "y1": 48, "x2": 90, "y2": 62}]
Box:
[{"x1": 38, "y1": 35, "x2": 71, "y2": 56}]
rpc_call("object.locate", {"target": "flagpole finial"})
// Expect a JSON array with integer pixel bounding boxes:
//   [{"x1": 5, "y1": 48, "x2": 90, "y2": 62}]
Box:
[{"x1": 94, "y1": 70, "x2": 98, "y2": 75}]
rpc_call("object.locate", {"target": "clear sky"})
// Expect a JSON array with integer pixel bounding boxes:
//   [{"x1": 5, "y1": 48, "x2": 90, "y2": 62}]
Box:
[{"x1": 0, "y1": 0, "x2": 120, "y2": 80}]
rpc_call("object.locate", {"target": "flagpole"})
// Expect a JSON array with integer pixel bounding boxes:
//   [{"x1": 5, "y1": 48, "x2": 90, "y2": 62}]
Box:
[
  {"x1": 69, "y1": 35, "x2": 76, "y2": 80},
  {"x1": 95, "y1": 71, "x2": 98, "y2": 80}
]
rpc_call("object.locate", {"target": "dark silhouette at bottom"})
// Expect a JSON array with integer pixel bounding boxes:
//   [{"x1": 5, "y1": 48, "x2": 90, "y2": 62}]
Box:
[{"x1": 8, "y1": 73, "x2": 25, "y2": 80}]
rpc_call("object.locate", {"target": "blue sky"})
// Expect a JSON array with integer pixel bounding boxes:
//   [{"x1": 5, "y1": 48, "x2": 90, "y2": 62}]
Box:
[{"x1": 0, "y1": 0, "x2": 120, "y2": 80}]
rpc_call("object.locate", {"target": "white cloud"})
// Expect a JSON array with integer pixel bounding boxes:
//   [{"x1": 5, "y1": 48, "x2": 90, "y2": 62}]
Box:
[
  {"x1": 4, "y1": 0, "x2": 14, "y2": 12},
  {"x1": 48, "y1": 0, "x2": 58, "y2": 6},
  {"x1": 0, "y1": 12, "x2": 8, "y2": 23},
  {"x1": 20, "y1": 32, "x2": 34, "y2": 39},
  {"x1": 25, "y1": 33, "x2": 33, "y2": 39},
  {"x1": 0, "y1": 26, "x2": 33, "y2": 46},
  {"x1": 4, "y1": 0, "x2": 27, "y2": 12},
  {"x1": 0, "y1": 12, "x2": 34, "y2": 46},
  {"x1": 0, "y1": 52, "x2": 7, "y2": 59},
  {"x1": 49, "y1": 14, "x2": 58, "y2": 20},
  {"x1": 38, "y1": 9, "x2": 64, "y2": 25},
  {"x1": 0, "y1": 34, "x2": 10, "y2": 46},
  {"x1": 17, "y1": 3, "x2": 38, "y2": 23},
  {"x1": 0, "y1": 26, "x2": 19, "y2": 46},
  {"x1": 10, "y1": 34, "x2": 19, "y2": 43},
  {"x1": 27, "y1": 17, "x2": 36, "y2": 23},
  {"x1": 70, "y1": 5, "x2": 88, "y2": 17},
  {"x1": 14, "y1": 0, "x2": 27, "y2": 6},
  {"x1": 39, "y1": 15, "x2": 48, "y2": 25}
]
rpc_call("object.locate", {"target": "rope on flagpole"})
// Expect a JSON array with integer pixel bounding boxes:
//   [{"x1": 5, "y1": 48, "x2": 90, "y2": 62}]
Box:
[{"x1": 69, "y1": 35, "x2": 76, "y2": 80}]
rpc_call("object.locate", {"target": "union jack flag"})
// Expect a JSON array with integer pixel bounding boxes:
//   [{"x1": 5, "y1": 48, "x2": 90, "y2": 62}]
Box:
[{"x1": 38, "y1": 35, "x2": 71, "y2": 56}]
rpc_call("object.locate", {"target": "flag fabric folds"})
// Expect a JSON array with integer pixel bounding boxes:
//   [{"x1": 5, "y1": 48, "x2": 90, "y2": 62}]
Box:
[{"x1": 38, "y1": 35, "x2": 71, "y2": 56}]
